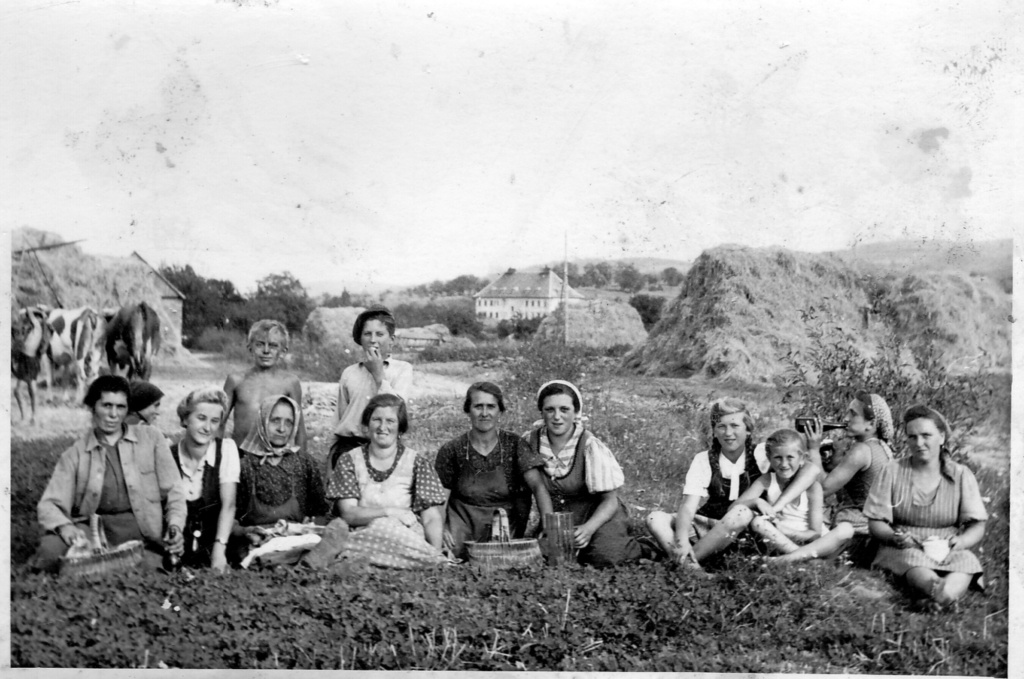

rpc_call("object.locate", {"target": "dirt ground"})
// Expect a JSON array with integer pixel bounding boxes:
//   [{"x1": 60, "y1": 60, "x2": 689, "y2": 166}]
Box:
[{"x1": 8, "y1": 352, "x2": 484, "y2": 443}]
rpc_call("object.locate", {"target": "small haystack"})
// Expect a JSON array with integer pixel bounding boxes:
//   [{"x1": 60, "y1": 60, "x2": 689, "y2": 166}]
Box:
[{"x1": 536, "y1": 299, "x2": 648, "y2": 349}]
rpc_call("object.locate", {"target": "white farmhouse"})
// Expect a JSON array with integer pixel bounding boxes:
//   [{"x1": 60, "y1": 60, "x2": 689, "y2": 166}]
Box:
[{"x1": 474, "y1": 267, "x2": 585, "y2": 323}]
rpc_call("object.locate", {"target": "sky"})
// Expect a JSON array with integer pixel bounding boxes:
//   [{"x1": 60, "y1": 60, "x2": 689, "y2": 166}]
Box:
[{"x1": 1, "y1": 0, "x2": 1020, "y2": 294}]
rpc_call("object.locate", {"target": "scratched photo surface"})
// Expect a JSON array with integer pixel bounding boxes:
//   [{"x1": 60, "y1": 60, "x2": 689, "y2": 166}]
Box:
[{"x1": 2, "y1": 0, "x2": 1019, "y2": 674}]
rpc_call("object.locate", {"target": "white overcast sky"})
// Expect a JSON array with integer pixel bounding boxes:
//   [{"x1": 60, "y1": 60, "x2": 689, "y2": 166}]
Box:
[{"x1": 1, "y1": 0, "x2": 1020, "y2": 293}]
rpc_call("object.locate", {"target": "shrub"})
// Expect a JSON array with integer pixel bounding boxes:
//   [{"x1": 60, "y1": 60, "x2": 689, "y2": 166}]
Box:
[
  {"x1": 780, "y1": 309, "x2": 1001, "y2": 462},
  {"x1": 193, "y1": 328, "x2": 250, "y2": 359}
]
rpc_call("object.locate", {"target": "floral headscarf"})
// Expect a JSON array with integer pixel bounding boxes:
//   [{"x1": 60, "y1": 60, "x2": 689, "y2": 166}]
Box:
[
  {"x1": 865, "y1": 393, "x2": 894, "y2": 443},
  {"x1": 240, "y1": 395, "x2": 301, "y2": 466}
]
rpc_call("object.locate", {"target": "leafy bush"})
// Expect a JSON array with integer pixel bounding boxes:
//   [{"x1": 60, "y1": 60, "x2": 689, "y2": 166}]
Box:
[
  {"x1": 628, "y1": 294, "x2": 666, "y2": 330},
  {"x1": 779, "y1": 309, "x2": 1002, "y2": 462},
  {"x1": 496, "y1": 315, "x2": 543, "y2": 340}
]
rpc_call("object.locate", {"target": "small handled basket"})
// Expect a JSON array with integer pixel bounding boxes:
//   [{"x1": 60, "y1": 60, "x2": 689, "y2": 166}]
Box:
[
  {"x1": 465, "y1": 508, "x2": 543, "y2": 571},
  {"x1": 59, "y1": 514, "x2": 144, "y2": 579}
]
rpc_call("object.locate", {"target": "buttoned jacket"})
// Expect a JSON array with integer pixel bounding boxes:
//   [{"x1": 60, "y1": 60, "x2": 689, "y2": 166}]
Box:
[{"x1": 37, "y1": 424, "x2": 187, "y2": 543}]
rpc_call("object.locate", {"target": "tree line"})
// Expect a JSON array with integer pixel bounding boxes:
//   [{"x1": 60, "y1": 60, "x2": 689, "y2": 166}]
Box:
[{"x1": 161, "y1": 261, "x2": 684, "y2": 348}]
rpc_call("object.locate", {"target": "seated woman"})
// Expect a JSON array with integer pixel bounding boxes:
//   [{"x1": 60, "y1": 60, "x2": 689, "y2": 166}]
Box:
[
  {"x1": 171, "y1": 388, "x2": 239, "y2": 571},
  {"x1": 307, "y1": 394, "x2": 447, "y2": 569},
  {"x1": 232, "y1": 395, "x2": 329, "y2": 561},
  {"x1": 768, "y1": 391, "x2": 895, "y2": 563},
  {"x1": 525, "y1": 380, "x2": 648, "y2": 568},
  {"x1": 864, "y1": 405, "x2": 987, "y2": 609},
  {"x1": 435, "y1": 382, "x2": 552, "y2": 559},
  {"x1": 645, "y1": 398, "x2": 769, "y2": 569},
  {"x1": 126, "y1": 381, "x2": 165, "y2": 427},
  {"x1": 729, "y1": 429, "x2": 845, "y2": 559},
  {"x1": 32, "y1": 375, "x2": 185, "y2": 572}
]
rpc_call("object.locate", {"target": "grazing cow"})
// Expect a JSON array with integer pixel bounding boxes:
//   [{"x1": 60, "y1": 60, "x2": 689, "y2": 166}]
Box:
[
  {"x1": 11, "y1": 306, "x2": 52, "y2": 422},
  {"x1": 106, "y1": 302, "x2": 162, "y2": 380},
  {"x1": 45, "y1": 306, "x2": 103, "y2": 402}
]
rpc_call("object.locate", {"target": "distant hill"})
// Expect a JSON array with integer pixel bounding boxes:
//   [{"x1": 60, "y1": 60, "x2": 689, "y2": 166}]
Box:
[{"x1": 831, "y1": 238, "x2": 1011, "y2": 292}]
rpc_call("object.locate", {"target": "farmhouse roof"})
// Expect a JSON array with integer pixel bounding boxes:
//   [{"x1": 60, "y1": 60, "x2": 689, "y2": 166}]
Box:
[
  {"x1": 131, "y1": 251, "x2": 186, "y2": 301},
  {"x1": 474, "y1": 267, "x2": 585, "y2": 300}
]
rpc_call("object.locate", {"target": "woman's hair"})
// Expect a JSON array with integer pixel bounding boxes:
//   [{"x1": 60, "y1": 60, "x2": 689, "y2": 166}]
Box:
[
  {"x1": 83, "y1": 375, "x2": 131, "y2": 409},
  {"x1": 464, "y1": 381, "x2": 506, "y2": 413},
  {"x1": 708, "y1": 397, "x2": 756, "y2": 457},
  {"x1": 360, "y1": 393, "x2": 409, "y2": 434},
  {"x1": 352, "y1": 305, "x2": 397, "y2": 344},
  {"x1": 765, "y1": 429, "x2": 804, "y2": 456},
  {"x1": 902, "y1": 404, "x2": 952, "y2": 462},
  {"x1": 177, "y1": 387, "x2": 230, "y2": 425},
  {"x1": 247, "y1": 319, "x2": 290, "y2": 351}
]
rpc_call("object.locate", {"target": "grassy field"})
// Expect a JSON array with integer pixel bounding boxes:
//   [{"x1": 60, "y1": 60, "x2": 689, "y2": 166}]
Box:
[{"x1": 8, "y1": 346, "x2": 1011, "y2": 673}]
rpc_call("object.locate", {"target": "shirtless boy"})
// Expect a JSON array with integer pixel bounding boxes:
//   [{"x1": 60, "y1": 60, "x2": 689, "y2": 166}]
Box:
[{"x1": 222, "y1": 320, "x2": 306, "y2": 448}]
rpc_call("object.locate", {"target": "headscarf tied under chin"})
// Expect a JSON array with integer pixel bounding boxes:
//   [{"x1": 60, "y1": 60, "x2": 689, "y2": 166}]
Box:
[
  {"x1": 866, "y1": 393, "x2": 895, "y2": 444},
  {"x1": 240, "y1": 395, "x2": 301, "y2": 466}
]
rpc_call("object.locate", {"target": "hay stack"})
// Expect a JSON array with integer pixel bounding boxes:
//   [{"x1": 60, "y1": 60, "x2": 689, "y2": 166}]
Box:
[
  {"x1": 536, "y1": 299, "x2": 648, "y2": 349},
  {"x1": 626, "y1": 245, "x2": 1011, "y2": 382},
  {"x1": 303, "y1": 306, "x2": 366, "y2": 353},
  {"x1": 13, "y1": 228, "x2": 186, "y2": 352}
]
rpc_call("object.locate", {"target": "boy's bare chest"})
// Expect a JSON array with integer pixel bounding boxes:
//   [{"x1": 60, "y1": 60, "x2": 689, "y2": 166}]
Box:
[{"x1": 237, "y1": 372, "x2": 295, "y2": 403}]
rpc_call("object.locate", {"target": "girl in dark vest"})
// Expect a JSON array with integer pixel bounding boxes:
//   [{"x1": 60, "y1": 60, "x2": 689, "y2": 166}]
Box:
[
  {"x1": 172, "y1": 388, "x2": 240, "y2": 571},
  {"x1": 645, "y1": 398, "x2": 769, "y2": 569},
  {"x1": 525, "y1": 380, "x2": 651, "y2": 567}
]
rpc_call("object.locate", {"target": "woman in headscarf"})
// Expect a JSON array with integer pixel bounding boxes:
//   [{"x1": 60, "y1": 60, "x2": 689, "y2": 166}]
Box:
[
  {"x1": 768, "y1": 391, "x2": 896, "y2": 563},
  {"x1": 864, "y1": 405, "x2": 987, "y2": 609},
  {"x1": 524, "y1": 380, "x2": 649, "y2": 567},
  {"x1": 435, "y1": 382, "x2": 552, "y2": 559},
  {"x1": 32, "y1": 375, "x2": 185, "y2": 572},
  {"x1": 305, "y1": 394, "x2": 448, "y2": 569},
  {"x1": 232, "y1": 395, "x2": 329, "y2": 560}
]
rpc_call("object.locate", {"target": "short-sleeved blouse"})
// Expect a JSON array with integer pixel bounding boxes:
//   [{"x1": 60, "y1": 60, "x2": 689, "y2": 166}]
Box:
[
  {"x1": 863, "y1": 457, "x2": 987, "y2": 575},
  {"x1": 435, "y1": 430, "x2": 545, "y2": 501},
  {"x1": 327, "y1": 444, "x2": 446, "y2": 514}
]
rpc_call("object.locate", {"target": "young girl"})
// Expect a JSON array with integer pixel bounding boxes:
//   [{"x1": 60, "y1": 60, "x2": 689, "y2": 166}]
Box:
[
  {"x1": 171, "y1": 388, "x2": 239, "y2": 571},
  {"x1": 731, "y1": 429, "x2": 832, "y2": 556},
  {"x1": 646, "y1": 398, "x2": 769, "y2": 569}
]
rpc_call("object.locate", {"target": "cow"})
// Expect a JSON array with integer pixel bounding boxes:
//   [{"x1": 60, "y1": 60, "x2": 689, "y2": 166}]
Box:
[
  {"x1": 105, "y1": 302, "x2": 161, "y2": 381},
  {"x1": 44, "y1": 306, "x2": 103, "y2": 403},
  {"x1": 11, "y1": 306, "x2": 51, "y2": 422}
]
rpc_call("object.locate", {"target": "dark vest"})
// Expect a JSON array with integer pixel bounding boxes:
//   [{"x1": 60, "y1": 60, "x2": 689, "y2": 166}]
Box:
[
  {"x1": 171, "y1": 440, "x2": 224, "y2": 568},
  {"x1": 529, "y1": 428, "x2": 592, "y2": 509},
  {"x1": 702, "y1": 446, "x2": 762, "y2": 520}
]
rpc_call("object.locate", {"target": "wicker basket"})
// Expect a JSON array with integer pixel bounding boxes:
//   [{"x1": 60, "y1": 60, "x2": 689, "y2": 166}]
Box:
[
  {"x1": 464, "y1": 508, "x2": 543, "y2": 570},
  {"x1": 59, "y1": 514, "x2": 144, "y2": 579}
]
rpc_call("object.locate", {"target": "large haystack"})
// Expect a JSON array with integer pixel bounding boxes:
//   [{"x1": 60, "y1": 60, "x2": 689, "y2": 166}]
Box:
[
  {"x1": 536, "y1": 299, "x2": 648, "y2": 349},
  {"x1": 626, "y1": 245, "x2": 1011, "y2": 382},
  {"x1": 303, "y1": 306, "x2": 366, "y2": 354},
  {"x1": 12, "y1": 228, "x2": 187, "y2": 354}
]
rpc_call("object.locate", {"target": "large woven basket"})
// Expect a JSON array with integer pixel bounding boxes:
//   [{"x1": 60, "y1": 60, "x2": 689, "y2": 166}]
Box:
[
  {"x1": 59, "y1": 514, "x2": 144, "y2": 579},
  {"x1": 465, "y1": 508, "x2": 543, "y2": 570}
]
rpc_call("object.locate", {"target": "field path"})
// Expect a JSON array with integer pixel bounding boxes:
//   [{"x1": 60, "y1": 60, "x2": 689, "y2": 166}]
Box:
[{"x1": 9, "y1": 352, "x2": 473, "y2": 444}]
